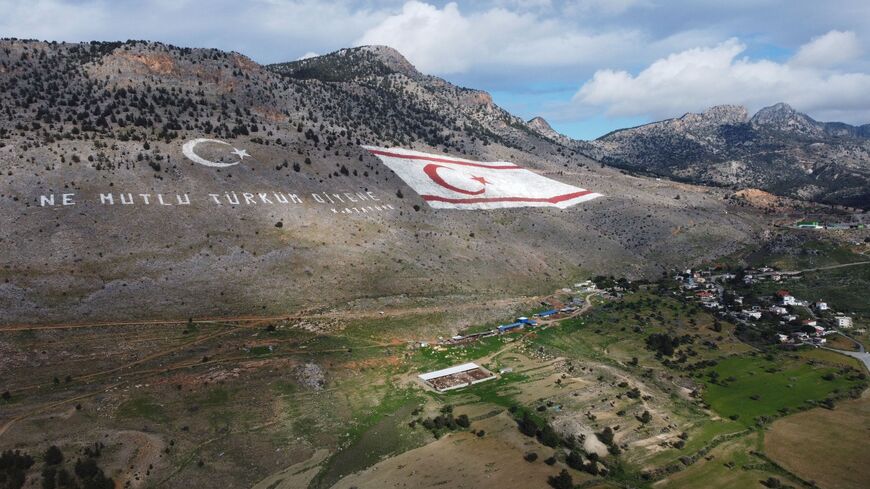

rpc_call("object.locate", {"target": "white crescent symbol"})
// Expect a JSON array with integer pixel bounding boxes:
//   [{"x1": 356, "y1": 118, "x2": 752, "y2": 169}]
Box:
[{"x1": 182, "y1": 138, "x2": 241, "y2": 168}]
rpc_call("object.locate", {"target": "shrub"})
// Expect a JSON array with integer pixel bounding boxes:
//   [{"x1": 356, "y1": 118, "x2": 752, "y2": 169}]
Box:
[{"x1": 548, "y1": 469, "x2": 573, "y2": 489}]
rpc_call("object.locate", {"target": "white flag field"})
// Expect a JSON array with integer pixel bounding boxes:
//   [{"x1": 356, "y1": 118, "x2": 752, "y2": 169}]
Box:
[{"x1": 364, "y1": 146, "x2": 602, "y2": 210}]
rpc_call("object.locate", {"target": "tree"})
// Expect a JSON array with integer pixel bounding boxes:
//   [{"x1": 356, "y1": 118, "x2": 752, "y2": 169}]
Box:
[
  {"x1": 43, "y1": 446, "x2": 63, "y2": 466},
  {"x1": 548, "y1": 469, "x2": 573, "y2": 489},
  {"x1": 639, "y1": 410, "x2": 652, "y2": 424},
  {"x1": 566, "y1": 450, "x2": 583, "y2": 470},
  {"x1": 537, "y1": 423, "x2": 560, "y2": 448},
  {"x1": 517, "y1": 412, "x2": 538, "y2": 437},
  {"x1": 596, "y1": 426, "x2": 614, "y2": 446}
]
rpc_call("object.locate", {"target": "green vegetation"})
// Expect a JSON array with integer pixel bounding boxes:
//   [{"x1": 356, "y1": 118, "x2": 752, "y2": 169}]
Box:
[{"x1": 700, "y1": 353, "x2": 866, "y2": 426}]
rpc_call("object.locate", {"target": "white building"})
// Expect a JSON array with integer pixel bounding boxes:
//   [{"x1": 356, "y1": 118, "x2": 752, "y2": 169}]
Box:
[
  {"x1": 781, "y1": 295, "x2": 797, "y2": 306},
  {"x1": 743, "y1": 310, "x2": 762, "y2": 320},
  {"x1": 815, "y1": 301, "x2": 829, "y2": 311},
  {"x1": 836, "y1": 316, "x2": 853, "y2": 329}
]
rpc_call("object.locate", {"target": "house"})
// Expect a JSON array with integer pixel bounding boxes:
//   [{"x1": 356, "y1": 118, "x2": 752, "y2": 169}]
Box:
[
  {"x1": 781, "y1": 295, "x2": 798, "y2": 306},
  {"x1": 814, "y1": 301, "x2": 829, "y2": 311},
  {"x1": 770, "y1": 306, "x2": 788, "y2": 315},
  {"x1": 836, "y1": 316, "x2": 853, "y2": 328},
  {"x1": 734, "y1": 296, "x2": 744, "y2": 305},
  {"x1": 742, "y1": 310, "x2": 762, "y2": 320},
  {"x1": 802, "y1": 319, "x2": 818, "y2": 327},
  {"x1": 785, "y1": 315, "x2": 798, "y2": 322},
  {"x1": 812, "y1": 325, "x2": 825, "y2": 335},
  {"x1": 695, "y1": 290, "x2": 715, "y2": 300},
  {"x1": 777, "y1": 334, "x2": 789, "y2": 343},
  {"x1": 775, "y1": 289, "x2": 791, "y2": 298}
]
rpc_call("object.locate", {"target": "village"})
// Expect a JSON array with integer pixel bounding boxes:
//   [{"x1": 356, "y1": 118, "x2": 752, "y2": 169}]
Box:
[{"x1": 674, "y1": 265, "x2": 860, "y2": 350}]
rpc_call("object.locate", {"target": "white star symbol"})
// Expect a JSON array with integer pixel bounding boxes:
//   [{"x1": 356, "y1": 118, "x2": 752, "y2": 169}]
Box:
[{"x1": 231, "y1": 147, "x2": 250, "y2": 160}]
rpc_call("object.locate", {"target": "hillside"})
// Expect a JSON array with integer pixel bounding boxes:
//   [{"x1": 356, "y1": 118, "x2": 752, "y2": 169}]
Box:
[
  {"x1": 0, "y1": 40, "x2": 767, "y2": 323},
  {"x1": 586, "y1": 103, "x2": 870, "y2": 208}
]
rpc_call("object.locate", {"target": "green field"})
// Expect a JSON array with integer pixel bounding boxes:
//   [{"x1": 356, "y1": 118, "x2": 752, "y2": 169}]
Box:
[{"x1": 700, "y1": 353, "x2": 866, "y2": 426}]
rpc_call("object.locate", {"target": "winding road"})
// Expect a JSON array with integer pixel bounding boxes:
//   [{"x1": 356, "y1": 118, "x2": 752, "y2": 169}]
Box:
[{"x1": 823, "y1": 333, "x2": 870, "y2": 372}]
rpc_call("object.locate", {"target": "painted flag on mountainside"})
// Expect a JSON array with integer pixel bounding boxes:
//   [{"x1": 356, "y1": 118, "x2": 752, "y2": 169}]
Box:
[{"x1": 364, "y1": 146, "x2": 602, "y2": 210}]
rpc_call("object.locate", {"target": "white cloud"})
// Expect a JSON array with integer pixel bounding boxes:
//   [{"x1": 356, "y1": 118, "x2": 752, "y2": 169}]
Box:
[
  {"x1": 573, "y1": 35, "x2": 870, "y2": 124},
  {"x1": 354, "y1": 1, "x2": 645, "y2": 75},
  {"x1": 790, "y1": 30, "x2": 861, "y2": 67},
  {"x1": 298, "y1": 51, "x2": 319, "y2": 60}
]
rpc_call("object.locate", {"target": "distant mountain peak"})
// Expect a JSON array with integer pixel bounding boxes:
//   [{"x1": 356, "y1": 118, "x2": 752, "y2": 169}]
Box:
[
  {"x1": 269, "y1": 44, "x2": 420, "y2": 81},
  {"x1": 527, "y1": 116, "x2": 564, "y2": 140},
  {"x1": 751, "y1": 102, "x2": 822, "y2": 136}
]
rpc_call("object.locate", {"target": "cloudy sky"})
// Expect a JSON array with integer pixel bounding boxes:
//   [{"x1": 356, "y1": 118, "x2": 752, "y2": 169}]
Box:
[{"x1": 2, "y1": 0, "x2": 869, "y2": 139}]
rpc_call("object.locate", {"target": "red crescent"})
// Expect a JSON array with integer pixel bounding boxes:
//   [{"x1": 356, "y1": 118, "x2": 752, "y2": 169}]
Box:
[{"x1": 423, "y1": 163, "x2": 485, "y2": 195}]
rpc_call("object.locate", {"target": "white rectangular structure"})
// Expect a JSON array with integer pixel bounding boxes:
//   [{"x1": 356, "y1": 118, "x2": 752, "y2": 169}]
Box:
[{"x1": 419, "y1": 362, "x2": 481, "y2": 381}]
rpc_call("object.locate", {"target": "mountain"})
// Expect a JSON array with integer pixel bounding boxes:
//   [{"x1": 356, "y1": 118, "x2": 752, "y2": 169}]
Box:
[
  {"x1": 586, "y1": 103, "x2": 870, "y2": 208},
  {"x1": 0, "y1": 39, "x2": 766, "y2": 323}
]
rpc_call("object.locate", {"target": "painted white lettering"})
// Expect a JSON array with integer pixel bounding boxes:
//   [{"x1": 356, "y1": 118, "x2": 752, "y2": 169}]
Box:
[
  {"x1": 312, "y1": 193, "x2": 325, "y2": 204},
  {"x1": 208, "y1": 194, "x2": 221, "y2": 205},
  {"x1": 288, "y1": 194, "x2": 302, "y2": 204},
  {"x1": 62, "y1": 193, "x2": 75, "y2": 206},
  {"x1": 40, "y1": 195, "x2": 55, "y2": 207},
  {"x1": 139, "y1": 194, "x2": 151, "y2": 205},
  {"x1": 158, "y1": 194, "x2": 172, "y2": 206},
  {"x1": 243, "y1": 192, "x2": 256, "y2": 205},
  {"x1": 177, "y1": 194, "x2": 191, "y2": 205},
  {"x1": 344, "y1": 193, "x2": 357, "y2": 203},
  {"x1": 225, "y1": 192, "x2": 240, "y2": 205},
  {"x1": 100, "y1": 193, "x2": 114, "y2": 205},
  {"x1": 273, "y1": 192, "x2": 289, "y2": 204},
  {"x1": 258, "y1": 193, "x2": 273, "y2": 204},
  {"x1": 367, "y1": 191, "x2": 379, "y2": 201},
  {"x1": 120, "y1": 193, "x2": 134, "y2": 205}
]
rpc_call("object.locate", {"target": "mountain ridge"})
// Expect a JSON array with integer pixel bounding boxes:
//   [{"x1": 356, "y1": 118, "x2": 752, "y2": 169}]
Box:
[{"x1": 586, "y1": 102, "x2": 870, "y2": 208}]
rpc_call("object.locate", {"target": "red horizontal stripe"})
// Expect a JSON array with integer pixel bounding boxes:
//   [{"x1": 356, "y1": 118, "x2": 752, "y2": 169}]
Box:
[
  {"x1": 421, "y1": 190, "x2": 595, "y2": 205},
  {"x1": 367, "y1": 149, "x2": 521, "y2": 169}
]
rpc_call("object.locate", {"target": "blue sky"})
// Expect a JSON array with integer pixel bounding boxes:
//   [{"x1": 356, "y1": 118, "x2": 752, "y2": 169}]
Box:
[{"x1": 2, "y1": 0, "x2": 868, "y2": 139}]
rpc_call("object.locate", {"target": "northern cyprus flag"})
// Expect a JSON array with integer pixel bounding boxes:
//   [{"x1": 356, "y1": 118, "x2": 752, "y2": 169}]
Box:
[{"x1": 364, "y1": 146, "x2": 602, "y2": 210}]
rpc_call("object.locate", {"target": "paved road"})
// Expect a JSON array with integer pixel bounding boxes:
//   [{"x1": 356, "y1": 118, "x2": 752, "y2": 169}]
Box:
[
  {"x1": 823, "y1": 333, "x2": 870, "y2": 372},
  {"x1": 760, "y1": 260, "x2": 870, "y2": 277}
]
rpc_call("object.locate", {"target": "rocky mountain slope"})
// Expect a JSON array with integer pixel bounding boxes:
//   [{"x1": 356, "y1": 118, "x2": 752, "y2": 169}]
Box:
[
  {"x1": 585, "y1": 103, "x2": 870, "y2": 208},
  {"x1": 0, "y1": 39, "x2": 767, "y2": 323}
]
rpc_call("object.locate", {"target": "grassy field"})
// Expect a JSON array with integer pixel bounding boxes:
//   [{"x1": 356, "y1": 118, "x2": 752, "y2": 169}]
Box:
[
  {"x1": 657, "y1": 432, "x2": 802, "y2": 489},
  {"x1": 700, "y1": 353, "x2": 866, "y2": 426}
]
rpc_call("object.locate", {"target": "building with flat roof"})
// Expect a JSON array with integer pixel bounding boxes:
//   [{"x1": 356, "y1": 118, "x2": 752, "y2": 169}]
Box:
[{"x1": 418, "y1": 363, "x2": 496, "y2": 392}]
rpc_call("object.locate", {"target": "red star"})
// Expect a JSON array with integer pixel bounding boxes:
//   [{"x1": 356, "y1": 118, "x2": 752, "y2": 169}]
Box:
[{"x1": 471, "y1": 175, "x2": 489, "y2": 185}]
